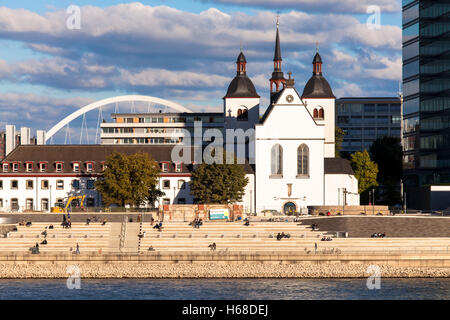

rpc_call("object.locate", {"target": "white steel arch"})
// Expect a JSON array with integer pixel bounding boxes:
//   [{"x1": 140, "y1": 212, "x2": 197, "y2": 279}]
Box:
[{"x1": 45, "y1": 95, "x2": 192, "y2": 143}]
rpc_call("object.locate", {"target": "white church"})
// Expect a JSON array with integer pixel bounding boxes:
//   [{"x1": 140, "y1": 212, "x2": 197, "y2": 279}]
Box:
[
  {"x1": 0, "y1": 23, "x2": 359, "y2": 214},
  {"x1": 223, "y1": 23, "x2": 359, "y2": 213}
]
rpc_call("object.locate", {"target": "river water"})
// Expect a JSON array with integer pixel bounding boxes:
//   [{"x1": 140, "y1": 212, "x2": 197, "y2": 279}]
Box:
[{"x1": 0, "y1": 278, "x2": 449, "y2": 300}]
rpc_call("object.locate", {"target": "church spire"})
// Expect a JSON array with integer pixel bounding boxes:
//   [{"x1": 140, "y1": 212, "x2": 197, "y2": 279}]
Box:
[
  {"x1": 270, "y1": 15, "x2": 286, "y2": 99},
  {"x1": 274, "y1": 17, "x2": 282, "y2": 64}
]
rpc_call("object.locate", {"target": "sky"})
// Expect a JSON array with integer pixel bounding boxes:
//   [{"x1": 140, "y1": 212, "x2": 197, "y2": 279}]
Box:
[{"x1": 0, "y1": 0, "x2": 402, "y2": 143}]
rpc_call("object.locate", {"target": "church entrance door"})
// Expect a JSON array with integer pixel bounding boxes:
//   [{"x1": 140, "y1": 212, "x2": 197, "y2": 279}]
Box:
[{"x1": 283, "y1": 202, "x2": 297, "y2": 215}]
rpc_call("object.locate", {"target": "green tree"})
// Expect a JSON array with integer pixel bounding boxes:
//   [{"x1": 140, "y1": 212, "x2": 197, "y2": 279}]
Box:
[
  {"x1": 190, "y1": 154, "x2": 249, "y2": 204},
  {"x1": 335, "y1": 126, "x2": 345, "y2": 158},
  {"x1": 95, "y1": 152, "x2": 160, "y2": 207},
  {"x1": 369, "y1": 136, "x2": 403, "y2": 205},
  {"x1": 350, "y1": 150, "x2": 379, "y2": 204}
]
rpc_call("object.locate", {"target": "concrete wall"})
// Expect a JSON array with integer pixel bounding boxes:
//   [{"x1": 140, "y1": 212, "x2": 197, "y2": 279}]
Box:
[
  {"x1": 0, "y1": 251, "x2": 449, "y2": 268},
  {"x1": 298, "y1": 216, "x2": 450, "y2": 237}
]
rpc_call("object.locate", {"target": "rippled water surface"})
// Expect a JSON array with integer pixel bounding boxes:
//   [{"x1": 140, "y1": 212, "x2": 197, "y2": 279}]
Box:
[{"x1": 0, "y1": 278, "x2": 449, "y2": 300}]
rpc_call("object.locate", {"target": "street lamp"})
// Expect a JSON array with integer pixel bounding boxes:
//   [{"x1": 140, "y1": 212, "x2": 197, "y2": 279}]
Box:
[{"x1": 372, "y1": 188, "x2": 375, "y2": 215}]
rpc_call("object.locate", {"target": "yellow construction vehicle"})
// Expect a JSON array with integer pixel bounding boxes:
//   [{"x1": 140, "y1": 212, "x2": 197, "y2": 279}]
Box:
[{"x1": 51, "y1": 195, "x2": 86, "y2": 213}]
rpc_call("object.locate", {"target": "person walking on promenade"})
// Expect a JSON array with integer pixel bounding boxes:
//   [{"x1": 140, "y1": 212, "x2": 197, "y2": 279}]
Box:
[
  {"x1": 315, "y1": 242, "x2": 318, "y2": 253},
  {"x1": 76, "y1": 243, "x2": 80, "y2": 254}
]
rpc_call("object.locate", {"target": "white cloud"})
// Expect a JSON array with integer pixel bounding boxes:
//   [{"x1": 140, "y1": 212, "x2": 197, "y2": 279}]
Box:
[{"x1": 202, "y1": 0, "x2": 400, "y2": 14}]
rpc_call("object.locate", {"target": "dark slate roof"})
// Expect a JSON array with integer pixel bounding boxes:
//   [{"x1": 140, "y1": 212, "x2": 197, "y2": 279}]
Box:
[
  {"x1": 2, "y1": 145, "x2": 255, "y2": 175},
  {"x1": 270, "y1": 71, "x2": 285, "y2": 81},
  {"x1": 301, "y1": 75, "x2": 335, "y2": 99},
  {"x1": 274, "y1": 27, "x2": 282, "y2": 61},
  {"x1": 237, "y1": 52, "x2": 246, "y2": 63},
  {"x1": 224, "y1": 75, "x2": 260, "y2": 98},
  {"x1": 313, "y1": 52, "x2": 322, "y2": 64},
  {"x1": 324, "y1": 158, "x2": 354, "y2": 175}
]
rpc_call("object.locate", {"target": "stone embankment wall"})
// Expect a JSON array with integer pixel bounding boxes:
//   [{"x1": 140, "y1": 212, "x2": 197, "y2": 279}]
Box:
[
  {"x1": 0, "y1": 252, "x2": 449, "y2": 278},
  {"x1": 298, "y1": 216, "x2": 450, "y2": 237}
]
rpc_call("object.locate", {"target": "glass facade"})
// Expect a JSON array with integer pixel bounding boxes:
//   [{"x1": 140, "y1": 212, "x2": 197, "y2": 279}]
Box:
[
  {"x1": 336, "y1": 97, "x2": 402, "y2": 155},
  {"x1": 402, "y1": 0, "x2": 450, "y2": 186}
]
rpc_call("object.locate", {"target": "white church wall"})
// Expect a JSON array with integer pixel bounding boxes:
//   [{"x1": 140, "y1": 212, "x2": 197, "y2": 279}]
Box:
[
  {"x1": 303, "y1": 97, "x2": 335, "y2": 158},
  {"x1": 324, "y1": 174, "x2": 360, "y2": 206}
]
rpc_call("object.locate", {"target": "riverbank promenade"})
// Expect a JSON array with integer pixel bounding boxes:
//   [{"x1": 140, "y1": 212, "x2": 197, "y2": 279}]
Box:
[{"x1": 1, "y1": 216, "x2": 450, "y2": 278}]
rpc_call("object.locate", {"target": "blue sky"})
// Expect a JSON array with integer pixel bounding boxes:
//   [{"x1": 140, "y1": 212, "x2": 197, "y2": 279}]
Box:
[{"x1": 0, "y1": 0, "x2": 402, "y2": 143}]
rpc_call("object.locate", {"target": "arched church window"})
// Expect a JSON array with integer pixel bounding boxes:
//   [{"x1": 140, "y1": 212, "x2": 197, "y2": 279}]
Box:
[
  {"x1": 271, "y1": 144, "x2": 283, "y2": 175},
  {"x1": 237, "y1": 107, "x2": 248, "y2": 121},
  {"x1": 319, "y1": 108, "x2": 324, "y2": 119},
  {"x1": 313, "y1": 109, "x2": 318, "y2": 118},
  {"x1": 297, "y1": 144, "x2": 309, "y2": 177}
]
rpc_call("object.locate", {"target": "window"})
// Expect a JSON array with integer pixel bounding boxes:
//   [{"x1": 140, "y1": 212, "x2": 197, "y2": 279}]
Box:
[
  {"x1": 73, "y1": 163, "x2": 80, "y2": 172},
  {"x1": 178, "y1": 180, "x2": 185, "y2": 189},
  {"x1": 271, "y1": 144, "x2": 283, "y2": 176},
  {"x1": 163, "y1": 180, "x2": 170, "y2": 189},
  {"x1": 11, "y1": 180, "x2": 18, "y2": 189},
  {"x1": 297, "y1": 144, "x2": 309, "y2": 177},
  {"x1": 56, "y1": 180, "x2": 64, "y2": 190},
  {"x1": 12, "y1": 163, "x2": 19, "y2": 172},
  {"x1": 0, "y1": 198, "x2": 3, "y2": 209},
  {"x1": 26, "y1": 163, "x2": 33, "y2": 172},
  {"x1": 163, "y1": 198, "x2": 170, "y2": 205},
  {"x1": 318, "y1": 108, "x2": 324, "y2": 119},
  {"x1": 72, "y1": 180, "x2": 80, "y2": 190},
  {"x1": 2, "y1": 163, "x2": 8, "y2": 172},
  {"x1": 56, "y1": 162, "x2": 63, "y2": 172},
  {"x1": 162, "y1": 163, "x2": 169, "y2": 172},
  {"x1": 26, "y1": 199, "x2": 33, "y2": 211},
  {"x1": 11, "y1": 198, "x2": 19, "y2": 211},
  {"x1": 87, "y1": 180, "x2": 95, "y2": 189},
  {"x1": 86, "y1": 162, "x2": 94, "y2": 172},
  {"x1": 56, "y1": 198, "x2": 64, "y2": 206},
  {"x1": 39, "y1": 163, "x2": 47, "y2": 172},
  {"x1": 26, "y1": 180, "x2": 34, "y2": 190},
  {"x1": 41, "y1": 199, "x2": 49, "y2": 211},
  {"x1": 237, "y1": 107, "x2": 248, "y2": 121},
  {"x1": 0, "y1": 180, "x2": 2, "y2": 190},
  {"x1": 41, "y1": 180, "x2": 49, "y2": 190},
  {"x1": 86, "y1": 198, "x2": 95, "y2": 207},
  {"x1": 313, "y1": 109, "x2": 318, "y2": 118},
  {"x1": 175, "y1": 163, "x2": 182, "y2": 172}
]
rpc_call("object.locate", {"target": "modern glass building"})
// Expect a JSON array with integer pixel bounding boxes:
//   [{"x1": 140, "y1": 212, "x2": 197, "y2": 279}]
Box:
[
  {"x1": 403, "y1": 0, "x2": 450, "y2": 187},
  {"x1": 336, "y1": 97, "x2": 402, "y2": 155}
]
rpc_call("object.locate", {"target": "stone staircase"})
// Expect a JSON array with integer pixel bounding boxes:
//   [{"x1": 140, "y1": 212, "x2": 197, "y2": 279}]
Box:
[
  {"x1": 0, "y1": 222, "x2": 111, "y2": 253},
  {"x1": 137, "y1": 221, "x2": 450, "y2": 253}
]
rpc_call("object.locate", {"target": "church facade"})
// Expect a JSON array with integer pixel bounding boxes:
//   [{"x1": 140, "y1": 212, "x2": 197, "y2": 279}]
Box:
[{"x1": 222, "y1": 23, "x2": 359, "y2": 213}]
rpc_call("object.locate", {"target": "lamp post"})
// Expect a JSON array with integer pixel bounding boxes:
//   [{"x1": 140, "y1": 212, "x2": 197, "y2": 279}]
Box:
[{"x1": 372, "y1": 188, "x2": 375, "y2": 215}]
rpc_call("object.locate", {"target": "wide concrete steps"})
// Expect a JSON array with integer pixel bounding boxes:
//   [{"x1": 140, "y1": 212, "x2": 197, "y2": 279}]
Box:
[
  {"x1": 139, "y1": 237, "x2": 450, "y2": 252},
  {"x1": 0, "y1": 222, "x2": 112, "y2": 253}
]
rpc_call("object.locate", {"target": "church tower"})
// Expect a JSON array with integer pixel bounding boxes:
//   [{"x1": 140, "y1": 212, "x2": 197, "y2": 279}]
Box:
[
  {"x1": 223, "y1": 49, "x2": 260, "y2": 132},
  {"x1": 301, "y1": 49, "x2": 336, "y2": 158},
  {"x1": 270, "y1": 19, "x2": 286, "y2": 102}
]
